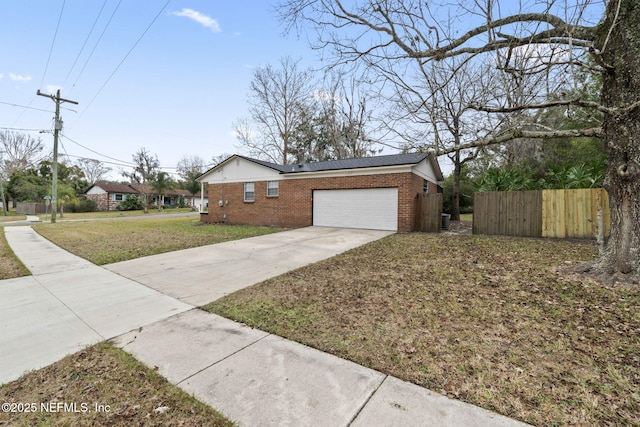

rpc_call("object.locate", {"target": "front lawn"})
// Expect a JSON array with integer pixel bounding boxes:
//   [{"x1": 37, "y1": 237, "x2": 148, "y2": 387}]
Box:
[
  {"x1": 37, "y1": 208, "x2": 197, "y2": 221},
  {"x1": 0, "y1": 343, "x2": 235, "y2": 426},
  {"x1": 0, "y1": 227, "x2": 29, "y2": 280},
  {"x1": 204, "y1": 234, "x2": 640, "y2": 426},
  {"x1": 33, "y1": 217, "x2": 284, "y2": 265}
]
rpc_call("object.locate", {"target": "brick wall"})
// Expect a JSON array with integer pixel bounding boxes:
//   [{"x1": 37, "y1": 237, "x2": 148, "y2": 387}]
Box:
[
  {"x1": 206, "y1": 172, "x2": 429, "y2": 232},
  {"x1": 85, "y1": 194, "x2": 125, "y2": 211}
]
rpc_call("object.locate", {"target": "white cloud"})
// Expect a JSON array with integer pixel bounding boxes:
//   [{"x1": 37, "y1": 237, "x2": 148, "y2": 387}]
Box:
[
  {"x1": 172, "y1": 8, "x2": 221, "y2": 33},
  {"x1": 0, "y1": 73, "x2": 4, "y2": 80},
  {"x1": 9, "y1": 73, "x2": 31, "y2": 82}
]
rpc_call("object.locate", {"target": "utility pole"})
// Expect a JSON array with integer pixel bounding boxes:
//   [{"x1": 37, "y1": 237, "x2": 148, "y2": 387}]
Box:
[
  {"x1": 0, "y1": 154, "x2": 6, "y2": 216},
  {"x1": 36, "y1": 89, "x2": 78, "y2": 223}
]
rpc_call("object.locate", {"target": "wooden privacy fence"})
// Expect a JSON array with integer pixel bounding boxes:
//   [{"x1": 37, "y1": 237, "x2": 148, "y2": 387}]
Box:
[
  {"x1": 16, "y1": 202, "x2": 49, "y2": 215},
  {"x1": 415, "y1": 193, "x2": 442, "y2": 232},
  {"x1": 473, "y1": 188, "x2": 610, "y2": 239}
]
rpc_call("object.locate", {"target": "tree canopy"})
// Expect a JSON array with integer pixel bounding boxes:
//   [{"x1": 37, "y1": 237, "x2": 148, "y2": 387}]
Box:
[{"x1": 279, "y1": 0, "x2": 640, "y2": 282}]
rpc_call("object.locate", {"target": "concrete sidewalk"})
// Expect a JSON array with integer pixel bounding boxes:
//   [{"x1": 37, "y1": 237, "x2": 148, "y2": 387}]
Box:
[
  {"x1": 112, "y1": 309, "x2": 530, "y2": 427},
  {"x1": 1, "y1": 225, "x2": 530, "y2": 426},
  {"x1": 1, "y1": 226, "x2": 192, "y2": 384}
]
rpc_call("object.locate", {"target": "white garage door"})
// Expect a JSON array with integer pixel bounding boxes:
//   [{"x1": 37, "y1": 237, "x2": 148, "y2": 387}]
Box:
[{"x1": 313, "y1": 188, "x2": 398, "y2": 231}]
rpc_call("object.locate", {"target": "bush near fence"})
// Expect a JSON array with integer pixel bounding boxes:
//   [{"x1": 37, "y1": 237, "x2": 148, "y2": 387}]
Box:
[{"x1": 473, "y1": 188, "x2": 610, "y2": 239}]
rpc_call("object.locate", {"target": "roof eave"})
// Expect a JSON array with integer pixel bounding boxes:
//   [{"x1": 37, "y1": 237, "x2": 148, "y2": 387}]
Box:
[{"x1": 428, "y1": 154, "x2": 445, "y2": 181}]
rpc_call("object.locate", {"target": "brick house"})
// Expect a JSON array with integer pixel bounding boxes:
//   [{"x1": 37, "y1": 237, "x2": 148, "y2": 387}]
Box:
[
  {"x1": 197, "y1": 153, "x2": 443, "y2": 232},
  {"x1": 85, "y1": 182, "x2": 139, "y2": 211},
  {"x1": 85, "y1": 182, "x2": 201, "y2": 211}
]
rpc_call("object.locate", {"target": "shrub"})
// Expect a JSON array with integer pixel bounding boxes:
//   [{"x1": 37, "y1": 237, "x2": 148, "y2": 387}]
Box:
[
  {"x1": 75, "y1": 199, "x2": 97, "y2": 213},
  {"x1": 116, "y1": 195, "x2": 143, "y2": 211},
  {"x1": 62, "y1": 199, "x2": 98, "y2": 213}
]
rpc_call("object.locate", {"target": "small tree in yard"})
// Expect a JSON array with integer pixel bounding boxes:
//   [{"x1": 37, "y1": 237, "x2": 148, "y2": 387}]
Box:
[
  {"x1": 280, "y1": 0, "x2": 640, "y2": 284},
  {"x1": 151, "y1": 172, "x2": 175, "y2": 211},
  {"x1": 122, "y1": 148, "x2": 159, "y2": 213}
]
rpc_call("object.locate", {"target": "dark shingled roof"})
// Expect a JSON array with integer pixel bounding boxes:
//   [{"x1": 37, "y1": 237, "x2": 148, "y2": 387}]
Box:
[
  {"x1": 238, "y1": 156, "x2": 291, "y2": 173},
  {"x1": 238, "y1": 152, "x2": 430, "y2": 174},
  {"x1": 200, "y1": 152, "x2": 443, "y2": 181},
  {"x1": 89, "y1": 182, "x2": 138, "y2": 194}
]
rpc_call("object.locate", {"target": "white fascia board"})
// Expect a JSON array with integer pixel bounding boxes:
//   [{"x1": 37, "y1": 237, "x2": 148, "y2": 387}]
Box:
[
  {"x1": 281, "y1": 165, "x2": 413, "y2": 180},
  {"x1": 412, "y1": 159, "x2": 439, "y2": 183},
  {"x1": 200, "y1": 156, "x2": 282, "y2": 184}
]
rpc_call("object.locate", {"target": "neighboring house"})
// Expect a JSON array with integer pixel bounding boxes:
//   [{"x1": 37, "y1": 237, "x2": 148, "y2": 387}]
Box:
[
  {"x1": 197, "y1": 153, "x2": 444, "y2": 232},
  {"x1": 85, "y1": 182, "x2": 199, "y2": 211},
  {"x1": 192, "y1": 190, "x2": 209, "y2": 211},
  {"x1": 85, "y1": 182, "x2": 139, "y2": 211}
]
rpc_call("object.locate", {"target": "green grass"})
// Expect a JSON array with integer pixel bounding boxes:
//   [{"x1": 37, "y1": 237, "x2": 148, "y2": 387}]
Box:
[
  {"x1": 33, "y1": 217, "x2": 284, "y2": 265},
  {"x1": 0, "y1": 227, "x2": 30, "y2": 279},
  {"x1": 204, "y1": 234, "x2": 640, "y2": 426},
  {"x1": 37, "y1": 207, "x2": 197, "y2": 221},
  {"x1": 0, "y1": 342, "x2": 236, "y2": 426}
]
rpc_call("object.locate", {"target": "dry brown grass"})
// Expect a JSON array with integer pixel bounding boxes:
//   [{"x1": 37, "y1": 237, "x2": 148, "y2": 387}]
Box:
[
  {"x1": 0, "y1": 343, "x2": 235, "y2": 426},
  {"x1": 0, "y1": 228, "x2": 29, "y2": 280},
  {"x1": 205, "y1": 233, "x2": 640, "y2": 426},
  {"x1": 33, "y1": 217, "x2": 283, "y2": 265}
]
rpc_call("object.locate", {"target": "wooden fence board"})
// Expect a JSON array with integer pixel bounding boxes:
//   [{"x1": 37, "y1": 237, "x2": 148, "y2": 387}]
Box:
[
  {"x1": 474, "y1": 189, "x2": 609, "y2": 239},
  {"x1": 541, "y1": 188, "x2": 610, "y2": 239},
  {"x1": 473, "y1": 191, "x2": 542, "y2": 237},
  {"x1": 16, "y1": 202, "x2": 48, "y2": 215},
  {"x1": 415, "y1": 193, "x2": 442, "y2": 232}
]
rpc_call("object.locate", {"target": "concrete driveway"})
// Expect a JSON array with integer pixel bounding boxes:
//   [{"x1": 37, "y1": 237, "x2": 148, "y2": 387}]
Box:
[{"x1": 105, "y1": 227, "x2": 394, "y2": 306}]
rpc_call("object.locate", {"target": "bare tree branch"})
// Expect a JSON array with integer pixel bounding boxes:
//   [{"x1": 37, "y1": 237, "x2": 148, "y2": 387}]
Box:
[{"x1": 438, "y1": 126, "x2": 604, "y2": 156}]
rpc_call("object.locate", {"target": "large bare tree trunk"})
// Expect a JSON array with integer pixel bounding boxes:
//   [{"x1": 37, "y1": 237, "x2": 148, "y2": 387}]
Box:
[
  {"x1": 450, "y1": 154, "x2": 462, "y2": 221},
  {"x1": 597, "y1": 0, "x2": 640, "y2": 281}
]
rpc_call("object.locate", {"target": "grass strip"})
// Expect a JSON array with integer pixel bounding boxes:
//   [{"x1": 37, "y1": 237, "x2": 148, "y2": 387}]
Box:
[
  {"x1": 0, "y1": 227, "x2": 30, "y2": 279},
  {"x1": 33, "y1": 217, "x2": 283, "y2": 265},
  {"x1": 0, "y1": 342, "x2": 235, "y2": 426}
]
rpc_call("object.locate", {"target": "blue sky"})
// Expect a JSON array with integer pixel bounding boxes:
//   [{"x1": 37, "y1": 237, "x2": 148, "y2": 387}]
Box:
[{"x1": 0, "y1": 0, "x2": 315, "y2": 179}]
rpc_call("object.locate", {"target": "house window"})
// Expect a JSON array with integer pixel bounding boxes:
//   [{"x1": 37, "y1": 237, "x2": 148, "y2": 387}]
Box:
[
  {"x1": 267, "y1": 181, "x2": 279, "y2": 197},
  {"x1": 244, "y1": 182, "x2": 255, "y2": 202},
  {"x1": 114, "y1": 193, "x2": 124, "y2": 201}
]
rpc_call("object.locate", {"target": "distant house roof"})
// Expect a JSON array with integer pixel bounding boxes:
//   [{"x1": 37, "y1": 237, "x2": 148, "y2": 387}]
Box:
[
  {"x1": 129, "y1": 184, "x2": 195, "y2": 197},
  {"x1": 87, "y1": 182, "x2": 138, "y2": 194},
  {"x1": 201, "y1": 153, "x2": 444, "y2": 181},
  {"x1": 86, "y1": 182, "x2": 197, "y2": 197}
]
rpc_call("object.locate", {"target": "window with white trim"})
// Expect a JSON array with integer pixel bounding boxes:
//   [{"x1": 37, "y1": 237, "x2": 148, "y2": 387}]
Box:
[
  {"x1": 113, "y1": 193, "x2": 124, "y2": 201},
  {"x1": 244, "y1": 182, "x2": 255, "y2": 202},
  {"x1": 267, "y1": 181, "x2": 279, "y2": 197}
]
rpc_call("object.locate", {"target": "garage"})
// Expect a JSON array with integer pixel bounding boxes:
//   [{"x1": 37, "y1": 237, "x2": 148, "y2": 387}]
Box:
[{"x1": 312, "y1": 188, "x2": 398, "y2": 231}]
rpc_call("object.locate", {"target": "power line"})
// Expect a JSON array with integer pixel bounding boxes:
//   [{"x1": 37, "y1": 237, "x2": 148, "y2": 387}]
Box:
[
  {"x1": 62, "y1": 153, "x2": 140, "y2": 168},
  {"x1": 61, "y1": 134, "x2": 136, "y2": 166},
  {"x1": 0, "y1": 101, "x2": 53, "y2": 113},
  {"x1": 0, "y1": 127, "x2": 45, "y2": 132},
  {"x1": 63, "y1": 0, "x2": 109, "y2": 87},
  {"x1": 39, "y1": 0, "x2": 66, "y2": 90},
  {"x1": 10, "y1": 0, "x2": 66, "y2": 128},
  {"x1": 81, "y1": 0, "x2": 172, "y2": 115},
  {"x1": 61, "y1": 134, "x2": 182, "y2": 172},
  {"x1": 71, "y1": 0, "x2": 123, "y2": 89}
]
